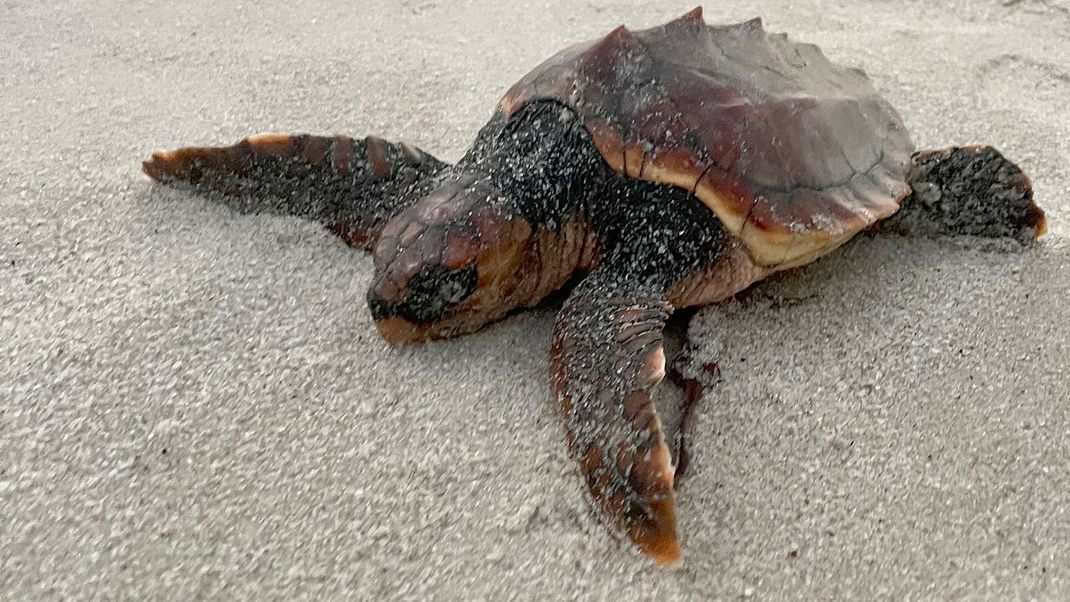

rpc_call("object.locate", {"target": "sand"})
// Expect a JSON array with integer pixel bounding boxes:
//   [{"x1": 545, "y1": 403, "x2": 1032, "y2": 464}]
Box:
[{"x1": 2, "y1": 0, "x2": 1069, "y2": 599}]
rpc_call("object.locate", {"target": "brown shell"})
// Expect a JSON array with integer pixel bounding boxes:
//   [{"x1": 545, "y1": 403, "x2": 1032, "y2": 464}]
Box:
[{"x1": 498, "y1": 7, "x2": 915, "y2": 268}]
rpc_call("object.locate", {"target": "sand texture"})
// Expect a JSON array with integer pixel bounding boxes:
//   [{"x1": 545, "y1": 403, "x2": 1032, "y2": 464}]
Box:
[{"x1": 3, "y1": 0, "x2": 1069, "y2": 599}]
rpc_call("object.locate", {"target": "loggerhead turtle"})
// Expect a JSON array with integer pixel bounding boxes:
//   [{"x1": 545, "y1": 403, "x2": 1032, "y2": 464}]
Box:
[{"x1": 142, "y1": 7, "x2": 1046, "y2": 566}]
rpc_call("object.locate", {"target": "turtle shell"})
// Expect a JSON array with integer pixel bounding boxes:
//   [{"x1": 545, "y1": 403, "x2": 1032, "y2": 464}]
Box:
[{"x1": 498, "y1": 7, "x2": 915, "y2": 268}]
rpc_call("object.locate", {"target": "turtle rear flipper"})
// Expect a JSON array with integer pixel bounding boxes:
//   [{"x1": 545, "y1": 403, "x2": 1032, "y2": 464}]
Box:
[
  {"x1": 143, "y1": 134, "x2": 447, "y2": 249},
  {"x1": 550, "y1": 272, "x2": 680, "y2": 565},
  {"x1": 877, "y1": 146, "x2": 1047, "y2": 244}
]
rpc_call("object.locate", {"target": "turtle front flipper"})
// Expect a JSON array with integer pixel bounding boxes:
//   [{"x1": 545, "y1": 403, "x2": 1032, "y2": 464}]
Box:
[
  {"x1": 143, "y1": 134, "x2": 447, "y2": 250},
  {"x1": 549, "y1": 271, "x2": 680, "y2": 565},
  {"x1": 876, "y1": 146, "x2": 1047, "y2": 244}
]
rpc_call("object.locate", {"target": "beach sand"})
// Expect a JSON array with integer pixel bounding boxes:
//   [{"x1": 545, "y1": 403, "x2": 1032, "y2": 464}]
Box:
[{"x1": 2, "y1": 1, "x2": 1069, "y2": 598}]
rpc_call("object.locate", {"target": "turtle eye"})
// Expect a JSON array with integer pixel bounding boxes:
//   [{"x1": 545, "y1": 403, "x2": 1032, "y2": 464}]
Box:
[
  {"x1": 404, "y1": 264, "x2": 479, "y2": 320},
  {"x1": 367, "y1": 264, "x2": 478, "y2": 324}
]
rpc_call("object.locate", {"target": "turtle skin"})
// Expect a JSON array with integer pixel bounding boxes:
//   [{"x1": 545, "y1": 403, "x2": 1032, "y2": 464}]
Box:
[{"x1": 142, "y1": 8, "x2": 1046, "y2": 566}]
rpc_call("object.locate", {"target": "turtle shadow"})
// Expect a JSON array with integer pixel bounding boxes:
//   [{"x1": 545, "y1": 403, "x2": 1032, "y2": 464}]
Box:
[{"x1": 689, "y1": 230, "x2": 1058, "y2": 431}]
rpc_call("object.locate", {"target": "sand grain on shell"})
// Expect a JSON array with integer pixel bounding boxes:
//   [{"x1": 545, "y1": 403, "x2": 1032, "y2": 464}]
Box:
[{"x1": 2, "y1": 1, "x2": 1069, "y2": 599}]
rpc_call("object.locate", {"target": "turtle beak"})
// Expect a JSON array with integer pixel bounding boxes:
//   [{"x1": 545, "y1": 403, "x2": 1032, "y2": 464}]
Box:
[
  {"x1": 1035, "y1": 213, "x2": 1048, "y2": 238},
  {"x1": 370, "y1": 316, "x2": 427, "y2": 346}
]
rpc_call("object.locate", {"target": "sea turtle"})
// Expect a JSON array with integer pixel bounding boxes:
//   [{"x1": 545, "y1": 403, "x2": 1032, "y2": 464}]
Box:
[{"x1": 142, "y1": 7, "x2": 1046, "y2": 566}]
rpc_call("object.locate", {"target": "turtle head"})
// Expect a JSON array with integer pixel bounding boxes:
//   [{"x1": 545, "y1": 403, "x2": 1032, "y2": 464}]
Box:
[{"x1": 367, "y1": 176, "x2": 535, "y2": 345}]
